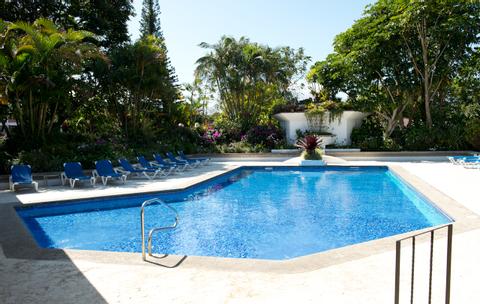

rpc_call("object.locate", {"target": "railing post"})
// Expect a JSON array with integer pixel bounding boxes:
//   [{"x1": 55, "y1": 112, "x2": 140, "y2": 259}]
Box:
[
  {"x1": 394, "y1": 224, "x2": 453, "y2": 304},
  {"x1": 410, "y1": 237, "x2": 415, "y2": 304},
  {"x1": 395, "y1": 241, "x2": 401, "y2": 304},
  {"x1": 445, "y1": 224, "x2": 453, "y2": 304},
  {"x1": 428, "y1": 231, "x2": 435, "y2": 304}
]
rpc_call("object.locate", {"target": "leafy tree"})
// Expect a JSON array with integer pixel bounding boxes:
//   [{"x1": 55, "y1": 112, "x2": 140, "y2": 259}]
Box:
[
  {"x1": 308, "y1": 8, "x2": 417, "y2": 138},
  {"x1": 308, "y1": 0, "x2": 480, "y2": 138},
  {"x1": 451, "y1": 49, "x2": 480, "y2": 110},
  {"x1": 102, "y1": 35, "x2": 180, "y2": 142},
  {"x1": 195, "y1": 36, "x2": 310, "y2": 131},
  {"x1": 391, "y1": 0, "x2": 480, "y2": 128},
  {"x1": 0, "y1": 18, "x2": 102, "y2": 146},
  {"x1": 0, "y1": 0, "x2": 134, "y2": 48},
  {"x1": 0, "y1": 1, "x2": 66, "y2": 23}
]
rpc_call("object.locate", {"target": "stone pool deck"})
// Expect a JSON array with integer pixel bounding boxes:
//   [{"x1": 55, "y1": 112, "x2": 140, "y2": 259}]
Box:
[{"x1": 1, "y1": 156, "x2": 480, "y2": 303}]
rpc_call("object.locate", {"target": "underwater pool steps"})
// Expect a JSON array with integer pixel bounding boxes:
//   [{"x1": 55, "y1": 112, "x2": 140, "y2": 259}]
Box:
[{"x1": 140, "y1": 198, "x2": 179, "y2": 262}]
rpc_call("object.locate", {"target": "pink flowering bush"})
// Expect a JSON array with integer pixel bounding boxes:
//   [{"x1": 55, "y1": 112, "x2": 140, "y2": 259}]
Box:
[{"x1": 202, "y1": 126, "x2": 222, "y2": 144}]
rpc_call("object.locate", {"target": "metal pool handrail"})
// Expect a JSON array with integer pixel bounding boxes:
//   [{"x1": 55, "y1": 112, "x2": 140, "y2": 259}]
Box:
[
  {"x1": 394, "y1": 224, "x2": 453, "y2": 304},
  {"x1": 140, "y1": 198, "x2": 179, "y2": 261}
]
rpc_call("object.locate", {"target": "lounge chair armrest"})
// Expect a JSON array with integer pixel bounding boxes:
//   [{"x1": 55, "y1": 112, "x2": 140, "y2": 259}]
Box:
[{"x1": 115, "y1": 167, "x2": 130, "y2": 176}]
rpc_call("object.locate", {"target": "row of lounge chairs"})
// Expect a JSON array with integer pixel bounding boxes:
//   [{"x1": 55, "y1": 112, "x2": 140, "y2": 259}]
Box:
[
  {"x1": 447, "y1": 155, "x2": 480, "y2": 169},
  {"x1": 9, "y1": 152, "x2": 210, "y2": 191}
]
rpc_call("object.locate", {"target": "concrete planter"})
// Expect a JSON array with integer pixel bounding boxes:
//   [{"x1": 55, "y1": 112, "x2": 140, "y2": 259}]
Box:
[
  {"x1": 273, "y1": 111, "x2": 368, "y2": 146},
  {"x1": 271, "y1": 149, "x2": 301, "y2": 154},
  {"x1": 299, "y1": 160, "x2": 326, "y2": 166}
]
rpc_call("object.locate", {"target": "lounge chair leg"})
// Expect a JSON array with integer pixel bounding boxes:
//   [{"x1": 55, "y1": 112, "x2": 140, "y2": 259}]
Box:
[
  {"x1": 33, "y1": 182, "x2": 38, "y2": 192},
  {"x1": 102, "y1": 177, "x2": 108, "y2": 185}
]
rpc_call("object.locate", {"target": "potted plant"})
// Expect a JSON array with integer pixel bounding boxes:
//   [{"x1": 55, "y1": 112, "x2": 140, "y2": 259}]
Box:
[{"x1": 295, "y1": 135, "x2": 326, "y2": 166}]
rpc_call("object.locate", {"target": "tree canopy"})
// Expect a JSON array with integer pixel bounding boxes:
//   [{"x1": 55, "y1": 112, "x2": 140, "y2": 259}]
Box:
[
  {"x1": 0, "y1": 0, "x2": 134, "y2": 48},
  {"x1": 308, "y1": 0, "x2": 480, "y2": 140}
]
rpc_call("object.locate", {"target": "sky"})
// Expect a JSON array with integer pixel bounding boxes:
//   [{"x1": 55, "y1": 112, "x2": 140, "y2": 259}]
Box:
[{"x1": 127, "y1": 0, "x2": 374, "y2": 85}]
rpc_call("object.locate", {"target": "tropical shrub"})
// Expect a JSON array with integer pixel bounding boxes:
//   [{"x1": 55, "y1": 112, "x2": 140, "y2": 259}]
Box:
[
  {"x1": 295, "y1": 135, "x2": 323, "y2": 160},
  {"x1": 245, "y1": 124, "x2": 284, "y2": 149}
]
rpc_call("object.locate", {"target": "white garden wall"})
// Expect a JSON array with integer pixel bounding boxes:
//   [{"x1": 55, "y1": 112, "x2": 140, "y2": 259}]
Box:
[{"x1": 273, "y1": 111, "x2": 368, "y2": 145}]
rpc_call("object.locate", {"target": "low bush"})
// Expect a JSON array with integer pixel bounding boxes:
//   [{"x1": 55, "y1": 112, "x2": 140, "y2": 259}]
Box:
[
  {"x1": 245, "y1": 124, "x2": 285, "y2": 149},
  {"x1": 350, "y1": 116, "x2": 385, "y2": 150},
  {"x1": 217, "y1": 141, "x2": 266, "y2": 153}
]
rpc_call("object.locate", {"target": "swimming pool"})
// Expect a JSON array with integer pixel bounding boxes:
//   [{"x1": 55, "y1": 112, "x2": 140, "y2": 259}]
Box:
[{"x1": 16, "y1": 166, "x2": 451, "y2": 260}]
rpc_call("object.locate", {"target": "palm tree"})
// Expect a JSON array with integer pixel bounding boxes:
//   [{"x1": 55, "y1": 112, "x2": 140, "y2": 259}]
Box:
[
  {"x1": 0, "y1": 18, "x2": 101, "y2": 144},
  {"x1": 195, "y1": 36, "x2": 310, "y2": 131}
]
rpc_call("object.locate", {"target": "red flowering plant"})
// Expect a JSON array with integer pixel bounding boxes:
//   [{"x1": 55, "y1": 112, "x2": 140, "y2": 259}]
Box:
[{"x1": 295, "y1": 135, "x2": 324, "y2": 160}]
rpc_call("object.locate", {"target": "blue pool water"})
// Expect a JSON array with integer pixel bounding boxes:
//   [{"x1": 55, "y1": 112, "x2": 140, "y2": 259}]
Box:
[{"x1": 17, "y1": 166, "x2": 451, "y2": 260}]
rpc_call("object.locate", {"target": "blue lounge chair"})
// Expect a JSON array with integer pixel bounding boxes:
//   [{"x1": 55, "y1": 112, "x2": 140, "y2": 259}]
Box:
[
  {"x1": 118, "y1": 158, "x2": 166, "y2": 180},
  {"x1": 93, "y1": 160, "x2": 127, "y2": 185},
  {"x1": 9, "y1": 164, "x2": 38, "y2": 192},
  {"x1": 137, "y1": 155, "x2": 177, "y2": 174},
  {"x1": 152, "y1": 154, "x2": 186, "y2": 172},
  {"x1": 178, "y1": 151, "x2": 210, "y2": 165},
  {"x1": 61, "y1": 162, "x2": 95, "y2": 188},
  {"x1": 447, "y1": 156, "x2": 480, "y2": 165},
  {"x1": 166, "y1": 152, "x2": 194, "y2": 169},
  {"x1": 459, "y1": 158, "x2": 480, "y2": 169}
]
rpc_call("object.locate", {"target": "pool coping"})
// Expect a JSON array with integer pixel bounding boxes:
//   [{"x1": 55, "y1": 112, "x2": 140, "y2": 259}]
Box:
[{"x1": 1, "y1": 164, "x2": 480, "y2": 274}]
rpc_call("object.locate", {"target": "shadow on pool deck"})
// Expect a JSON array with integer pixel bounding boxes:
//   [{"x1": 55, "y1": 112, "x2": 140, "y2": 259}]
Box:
[
  {"x1": 145, "y1": 254, "x2": 188, "y2": 268},
  {"x1": 0, "y1": 201, "x2": 108, "y2": 303}
]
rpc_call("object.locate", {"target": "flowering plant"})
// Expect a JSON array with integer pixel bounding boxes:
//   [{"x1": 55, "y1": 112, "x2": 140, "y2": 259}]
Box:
[{"x1": 203, "y1": 126, "x2": 222, "y2": 144}]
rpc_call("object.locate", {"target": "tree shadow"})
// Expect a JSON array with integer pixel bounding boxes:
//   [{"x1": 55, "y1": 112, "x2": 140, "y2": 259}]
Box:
[{"x1": 0, "y1": 202, "x2": 108, "y2": 304}]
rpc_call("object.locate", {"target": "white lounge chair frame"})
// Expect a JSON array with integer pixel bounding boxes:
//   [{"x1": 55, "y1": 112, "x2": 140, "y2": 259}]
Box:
[
  {"x1": 92, "y1": 169, "x2": 127, "y2": 185},
  {"x1": 9, "y1": 176, "x2": 38, "y2": 192},
  {"x1": 459, "y1": 159, "x2": 480, "y2": 169},
  {"x1": 60, "y1": 172, "x2": 96, "y2": 188},
  {"x1": 116, "y1": 166, "x2": 169, "y2": 180}
]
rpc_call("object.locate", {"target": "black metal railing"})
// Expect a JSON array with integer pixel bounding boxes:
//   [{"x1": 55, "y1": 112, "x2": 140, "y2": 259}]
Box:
[{"x1": 394, "y1": 224, "x2": 453, "y2": 304}]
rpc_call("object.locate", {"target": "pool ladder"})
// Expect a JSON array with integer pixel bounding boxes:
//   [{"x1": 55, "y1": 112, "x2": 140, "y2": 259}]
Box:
[{"x1": 140, "y1": 198, "x2": 179, "y2": 261}]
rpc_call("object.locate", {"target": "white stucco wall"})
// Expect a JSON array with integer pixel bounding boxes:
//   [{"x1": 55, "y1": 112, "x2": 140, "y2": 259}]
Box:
[{"x1": 273, "y1": 111, "x2": 368, "y2": 145}]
